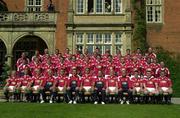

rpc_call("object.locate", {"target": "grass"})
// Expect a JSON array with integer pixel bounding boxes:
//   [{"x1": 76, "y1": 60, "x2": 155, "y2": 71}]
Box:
[{"x1": 0, "y1": 103, "x2": 179, "y2": 118}]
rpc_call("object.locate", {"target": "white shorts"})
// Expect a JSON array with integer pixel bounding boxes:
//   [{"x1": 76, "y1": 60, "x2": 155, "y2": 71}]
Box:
[
  {"x1": 33, "y1": 86, "x2": 40, "y2": 91},
  {"x1": 8, "y1": 86, "x2": 15, "y2": 91},
  {"x1": 105, "y1": 75, "x2": 109, "y2": 79},
  {"x1": 83, "y1": 86, "x2": 91, "y2": 92},
  {"x1": 161, "y1": 87, "x2": 169, "y2": 92},
  {"x1": 147, "y1": 88, "x2": 155, "y2": 93},
  {"x1": 108, "y1": 87, "x2": 116, "y2": 92},
  {"x1": 135, "y1": 87, "x2": 141, "y2": 92},
  {"x1": 21, "y1": 86, "x2": 27, "y2": 90},
  {"x1": 58, "y1": 87, "x2": 64, "y2": 91}
]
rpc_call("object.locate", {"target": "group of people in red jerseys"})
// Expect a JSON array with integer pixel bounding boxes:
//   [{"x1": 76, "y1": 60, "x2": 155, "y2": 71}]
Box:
[{"x1": 3, "y1": 47, "x2": 173, "y2": 104}]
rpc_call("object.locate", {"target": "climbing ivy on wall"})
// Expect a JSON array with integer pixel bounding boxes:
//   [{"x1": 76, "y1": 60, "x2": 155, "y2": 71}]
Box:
[{"x1": 132, "y1": 0, "x2": 148, "y2": 51}]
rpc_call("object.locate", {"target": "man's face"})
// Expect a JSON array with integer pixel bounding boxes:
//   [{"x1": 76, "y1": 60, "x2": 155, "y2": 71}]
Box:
[
  {"x1": 60, "y1": 69, "x2": 65, "y2": 76},
  {"x1": 22, "y1": 53, "x2": 26, "y2": 58},
  {"x1": 72, "y1": 69, "x2": 77, "y2": 75},
  {"x1": 48, "y1": 70, "x2": 53, "y2": 76},
  {"x1": 148, "y1": 48, "x2": 152, "y2": 53},
  {"x1": 44, "y1": 49, "x2": 49, "y2": 54},
  {"x1": 134, "y1": 71, "x2": 138, "y2": 77},
  {"x1": 72, "y1": 56, "x2": 76, "y2": 61},
  {"x1": 66, "y1": 48, "x2": 69, "y2": 53},
  {"x1": 146, "y1": 71, "x2": 151, "y2": 78},
  {"x1": 137, "y1": 49, "x2": 141, "y2": 53},
  {"x1": 121, "y1": 58, "x2": 125, "y2": 63},
  {"x1": 35, "y1": 51, "x2": 39, "y2": 55},
  {"x1": 110, "y1": 69, "x2": 114, "y2": 76},
  {"x1": 160, "y1": 62, "x2": 165, "y2": 67},
  {"x1": 160, "y1": 71, "x2": 165, "y2": 77},
  {"x1": 35, "y1": 69, "x2": 41, "y2": 76},
  {"x1": 108, "y1": 56, "x2": 112, "y2": 62},
  {"x1": 11, "y1": 71, "x2": 16, "y2": 77},
  {"x1": 85, "y1": 68, "x2": 90, "y2": 74},
  {"x1": 122, "y1": 69, "x2": 126, "y2": 76},
  {"x1": 55, "y1": 49, "x2": 59, "y2": 55},
  {"x1": 98, "y1": 71, "x2": 102, "y2": 77},
  {"x1": 126, "y1": 49, "x2": 130, "y2": 54}
]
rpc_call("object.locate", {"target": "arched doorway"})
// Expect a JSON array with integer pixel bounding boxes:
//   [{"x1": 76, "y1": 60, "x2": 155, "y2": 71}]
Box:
[
  {"x1": 0, "y1": 0, "x2": 8, "y2": 11},
  {"x1": 0, "y1": 39, "x2": 7, "y2": 76},
  {"x1": 13, "y1": 35, "x2": 48, "y2": 68}
]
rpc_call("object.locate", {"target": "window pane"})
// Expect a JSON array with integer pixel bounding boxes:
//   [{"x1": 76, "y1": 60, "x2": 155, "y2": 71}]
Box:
[
  {"x1": 35, "y1": 7, "x2": 41, "y2": 11},
  {"x1": 77, "y1": 45, "x2": 83, "y2": 52},
  {"x1": 76, "y1": 33, "x2": 83, "y2": 44},
  {"x1": 115, "y1": 45, "x2": 122, "y2": 54},
  {"x1": 36, "y1": 0, "x2": 41, "y2": 5},
  {"x1": 147, "y1": 6, "x2": 153, "y2": 22},
  {"x1": 28, "y1": 0, "x2": 33, "y2": 5},
  {"x1": 87, "y1": 45, "x2": 94, "y2": 54},
  {"x1": 96, "y1": 45, "x2": 103, "y2": 54},
  {"x1": 155, "y1": 6, "x2": 161, "y2": 22},
  {"x1": 105, "y1": 0, "x2": 111, "y2": 13},
  {"x1": 155, "y1": 0, "x2": 161, "y2": 5},
  {"x1": 115, "y1": 33, "x2": 122, "y2": 44},
  {"x1": 77, "y1": 0, "x2": 84, "y2": 13},
  {"x1": 146, "y1": 0, "x2": 153, "y2": 5},
  {"x1": 27, "y1": 7, "x2": 34, "y2": 12},
  {"x1": 104, "y1": 34, "x2": 111, "y2": 44},
  {"x1": 88, "y1": 0, "x2": 94, "y2": 13},
  {"x1": 87, "y1": 33, "x2": 94, "y2": 44},
  {"x1": 96, "y1": 34, "x2": 103, "y2": 44},
  {"x1": 104, "y1": 45, "x2": 111, "y2": 54},
  {"x1": 115, "y1": 0, "x2": 121, "y2": 13},
  {"x1": 96, "y1": 0, "x2": 103, "y2": 13}
]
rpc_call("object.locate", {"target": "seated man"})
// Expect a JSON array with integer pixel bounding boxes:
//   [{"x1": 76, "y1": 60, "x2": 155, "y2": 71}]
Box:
[
  {"x1": 158, "y1": 70, "x2": 173, "y2": 104},
  {"x1": 40, "y1": 69, "x2": 56, "y2": 103},
  {"x1": 31, "y1": 69, "x2": 44, "y2": 102},
  {"x1": 67, "y1": 67, "x2": 81, "y2": 104},
  {"x1": 19, "y1": 68, "x2": 33, "y2": 102},
  {"x1": 55, "y1": 68, "x2": 68, "y2": 102},
  {"x1": 118, "y1": 68, "x2": 133, "y2": 104},
  {"x1": 131, "y1": 68, "x2": 143, "y2": 103},
  {"x1": 80, "y1": 68, "x2": 93, "y2": 103},
  {"x1": 106, "y1": 69, "x2": 118, "y2": 103},
  {"x1": 4, "y1": 71, "x2": 21, "y2": 102},
  {"x1": 92, "y1": 70, "x2": 106, "y2": 104},
  {"x1": 143, "y1": 68, "x2": 159, "y2": 103}
]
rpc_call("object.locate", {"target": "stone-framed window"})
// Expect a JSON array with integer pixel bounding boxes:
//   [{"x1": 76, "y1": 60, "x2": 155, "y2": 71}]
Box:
[
  {"x1": 75, "y1": 32, "x2": 123, "y2": 55},
  {"x1": 76, "y1": 0, "x2": 122, "y2": 15}
]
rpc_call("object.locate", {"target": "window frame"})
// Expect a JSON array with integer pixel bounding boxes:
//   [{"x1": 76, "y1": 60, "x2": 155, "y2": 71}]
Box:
[
  {"x1": 26, "y1": 0, "x2": 43, "y2": 12},
  {"x1": 76, "y1": 0, "x2": 123, "y2": 15},
  {"x1": 114, "y1": 0, "x2": 122, "y2": 14},
  {"x1": 76, "y1": 0, "x2": 85, "y2": 14},
  {"x1": 146, "y1": 0, "x2": 163, "y2": 23},
  {"x1": 75, "y1": 32, "x2": 123, "y2": 55}
]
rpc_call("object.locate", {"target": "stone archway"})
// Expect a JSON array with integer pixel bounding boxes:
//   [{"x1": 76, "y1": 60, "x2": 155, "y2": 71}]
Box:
[
  {"x1": 12, "y1": 35, "x2": 48, "y2": 67},
  {"x1": 0, "y1": 39, "x2": 7, "y2": 75},
  {"x1": 0, "y1": 0, "x2": 8, "y2": 11}
]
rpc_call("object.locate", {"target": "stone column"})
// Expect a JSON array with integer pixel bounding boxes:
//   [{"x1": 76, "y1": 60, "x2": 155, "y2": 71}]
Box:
[{"x1": 5, "y1": 54, "x2": 13, "y2": 69}]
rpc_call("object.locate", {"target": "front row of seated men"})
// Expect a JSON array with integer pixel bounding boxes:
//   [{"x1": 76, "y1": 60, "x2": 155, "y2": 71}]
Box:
[{"x1": 4, "y1": 67, "x2": 173, "y2": 104}]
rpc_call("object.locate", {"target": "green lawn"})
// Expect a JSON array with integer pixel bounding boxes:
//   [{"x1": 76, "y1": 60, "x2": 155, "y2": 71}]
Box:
[{"x1": 0, "y1": 103, "x2": 179, "y2": 118}]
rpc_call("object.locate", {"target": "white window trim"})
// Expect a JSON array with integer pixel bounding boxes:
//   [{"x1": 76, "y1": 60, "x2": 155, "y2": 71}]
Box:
[
  {"x1": 146, "y1": 0, "x2": 162, "y2": 23},
  {"x1": 76, "y1": 0, "x2": 85, "y2": 14},
  {"x1": 114, "y1": 0, "x2": 122, "y2": 14},
  {"x1": 76, "y1": 0, "x2": 123, "y2": 15},
  {"x1": 75, "y1": 32, "x2": 122, "y2": 55},
  {"x1": 25, "y1": 0, "x2": 43, "y2": 12}
]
